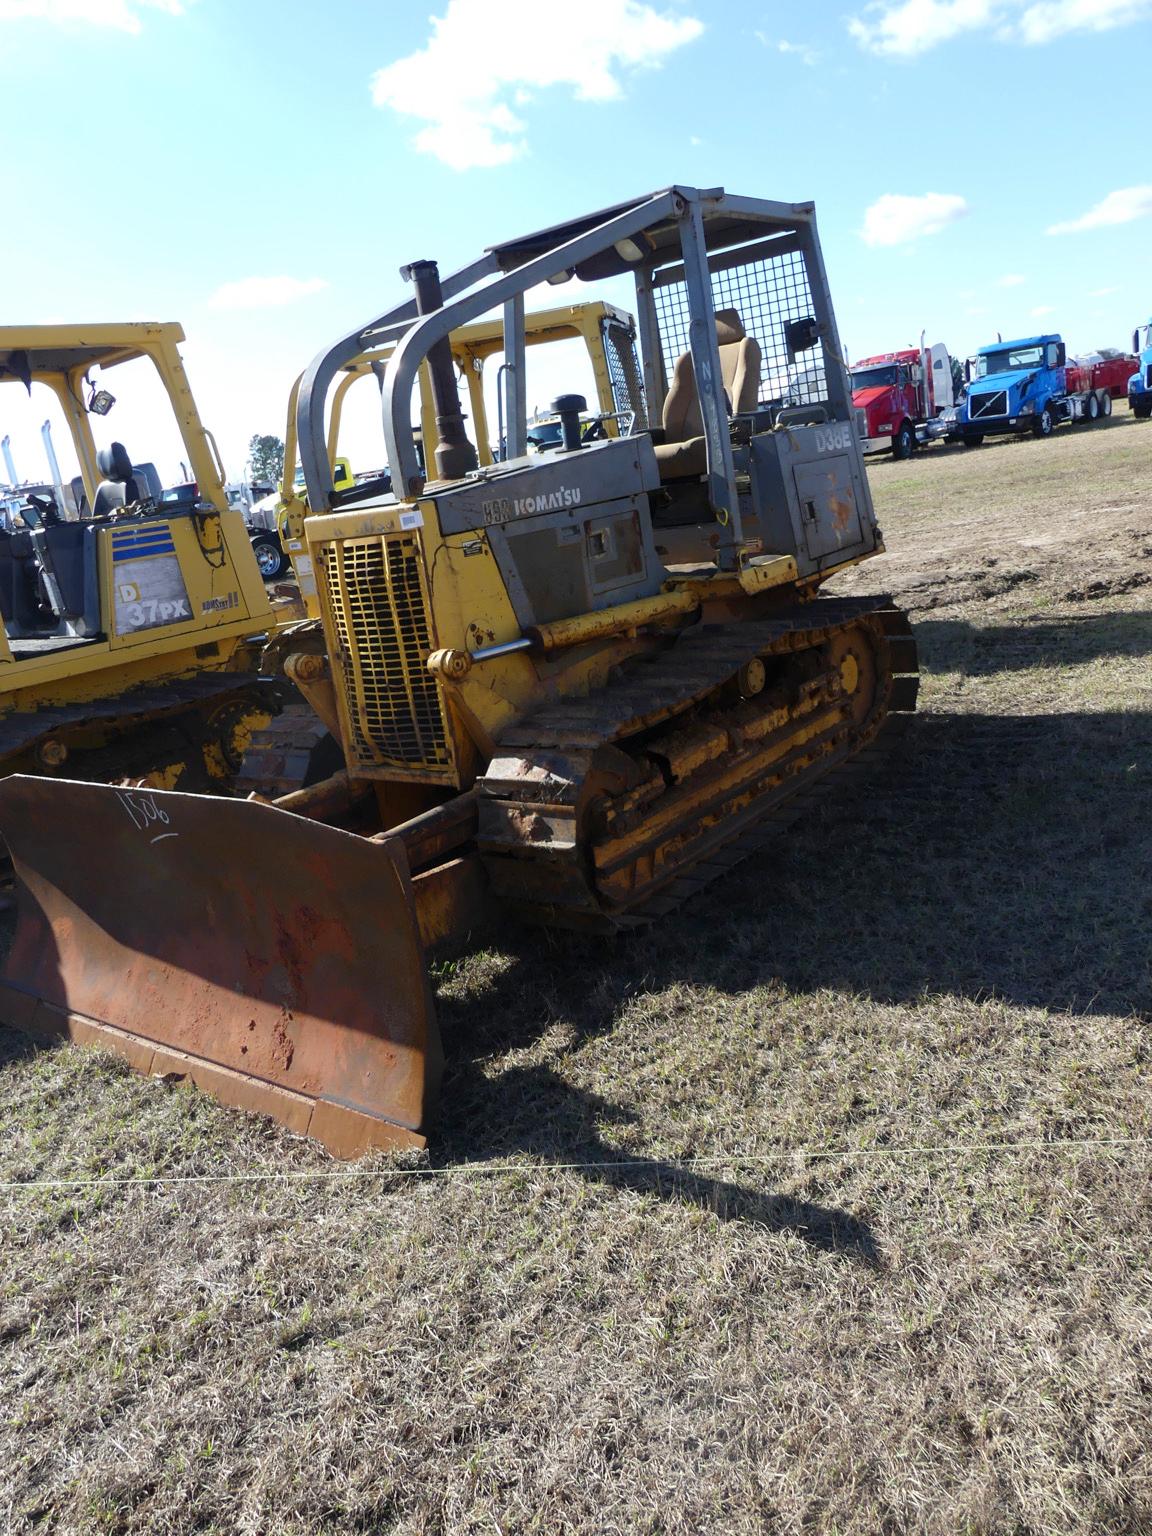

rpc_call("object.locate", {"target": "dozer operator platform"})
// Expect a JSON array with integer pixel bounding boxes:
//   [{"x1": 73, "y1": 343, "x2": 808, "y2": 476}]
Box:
[{"x1": 0, "y1": 187, "x2": 918, "y2": 1156}]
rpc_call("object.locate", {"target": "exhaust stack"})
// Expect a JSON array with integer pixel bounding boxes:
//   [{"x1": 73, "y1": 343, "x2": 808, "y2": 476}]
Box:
[
  {"x1": 41, "y1": 420, "x2": 72, "y2": 519},
  {"x1": 404, "y1": 259, "x2": 477, "y2": 483}
]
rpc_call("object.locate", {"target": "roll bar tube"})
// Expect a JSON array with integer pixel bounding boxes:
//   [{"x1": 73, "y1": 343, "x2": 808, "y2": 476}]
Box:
[
  {"x1": 379, "y1": 190, "x2": 682, "y2": 497},
  {"x1": 297, "y1": 253, "x2": 498, "y2": 514}
]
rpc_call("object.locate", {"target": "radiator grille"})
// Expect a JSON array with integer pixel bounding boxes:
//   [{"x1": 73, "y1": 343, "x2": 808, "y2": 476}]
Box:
[
  {"x1": 970, "y1": 389, "x2": 1007, "y2": 418},
  {"x1": 317, "y1": 533, "x2": 452, "y2": 775}
]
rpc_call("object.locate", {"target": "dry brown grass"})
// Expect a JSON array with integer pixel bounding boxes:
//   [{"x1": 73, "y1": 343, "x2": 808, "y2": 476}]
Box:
[{"x1": 1, "y1": 407, "x2": 1150, "y2": 1535}]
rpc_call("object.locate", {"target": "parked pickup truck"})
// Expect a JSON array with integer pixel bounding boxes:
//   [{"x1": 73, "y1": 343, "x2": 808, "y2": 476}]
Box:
[
  {"x1": 958, "y1": 333, "x2": 1116, "y2": 445},
  {"x1": 246, "y1": 458, "x2": 356, "y2": 579},
  {"x1": 1128, "y1": 320, "x2": 1151, "y2": 419},
  {"x1": 851, "y1": 337, "x2": 956, "y2": 458}
]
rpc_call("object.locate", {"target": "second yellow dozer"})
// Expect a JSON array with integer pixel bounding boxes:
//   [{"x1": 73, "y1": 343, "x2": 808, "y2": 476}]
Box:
[
  {"x1": 0, "y1": 324, "x2": 286, "y2": 791},
  {"x1": 0, "y1": 186, "x2": 918, "y2": 1155}
]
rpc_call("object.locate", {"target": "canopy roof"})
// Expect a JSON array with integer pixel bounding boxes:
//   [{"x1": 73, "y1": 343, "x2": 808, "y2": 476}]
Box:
[
  {"x1": 0, "y1": 323, "x2": 184, "y2": 382},
  {"x1": 486, "y1": 185, "x2": 813, "y2": 280}
]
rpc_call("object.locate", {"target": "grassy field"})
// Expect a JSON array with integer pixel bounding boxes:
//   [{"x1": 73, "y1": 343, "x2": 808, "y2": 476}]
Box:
[{"x1": 2, "y1": 409, "x2": 1150, "y2": 1535}]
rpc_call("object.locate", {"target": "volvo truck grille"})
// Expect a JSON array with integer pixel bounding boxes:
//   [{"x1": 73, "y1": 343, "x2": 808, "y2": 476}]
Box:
[{"x1": 970, "y1": 390, "x2": 1007, "y2": 419}]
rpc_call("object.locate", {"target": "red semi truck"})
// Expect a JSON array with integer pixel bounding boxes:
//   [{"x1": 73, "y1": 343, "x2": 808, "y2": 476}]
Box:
[{"x1": 851, "y1": 336, "x2": 956, "y2": 458}]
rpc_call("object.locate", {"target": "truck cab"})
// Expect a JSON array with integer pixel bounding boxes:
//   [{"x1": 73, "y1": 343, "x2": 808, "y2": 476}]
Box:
[
  {"x1": 1129, "y1": 321, "x2": 1152, "y2": 419},
  {"x1": 961, "y1": 335, "x2": 1066, "y2": 442},
  {"x1": 961, "y1": 333, "x2": 1119, "y2": 442},
  {"x1": 851, "y1": 341, "x2": 953, "y2": 458}
]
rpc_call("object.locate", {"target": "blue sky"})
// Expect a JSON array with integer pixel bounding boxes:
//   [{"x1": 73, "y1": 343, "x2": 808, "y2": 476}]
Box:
[{"x1": 3, "y1": 0, "x2": 1150, "y2": 485}]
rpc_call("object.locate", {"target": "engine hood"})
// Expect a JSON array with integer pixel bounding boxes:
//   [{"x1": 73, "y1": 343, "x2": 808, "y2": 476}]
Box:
[
  {"x1": 968, "y1": 368, "x2": 1036, "y2": 397},
  {"x1": 852, "y1": 385, "x2": 898, "y2": 419}
]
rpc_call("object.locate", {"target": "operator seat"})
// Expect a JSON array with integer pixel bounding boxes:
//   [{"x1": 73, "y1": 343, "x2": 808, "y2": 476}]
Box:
[
  {"x1": 92, "y1": 442, "x2": 142, "y2": 516},
  {"x1": 654, "y1": 309, "x2": 761, "y2": 481}
]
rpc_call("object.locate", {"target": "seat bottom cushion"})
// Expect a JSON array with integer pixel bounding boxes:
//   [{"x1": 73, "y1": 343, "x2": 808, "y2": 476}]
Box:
[{"x1": 654, "y1": 436, "x2": 707, "y2": 480}]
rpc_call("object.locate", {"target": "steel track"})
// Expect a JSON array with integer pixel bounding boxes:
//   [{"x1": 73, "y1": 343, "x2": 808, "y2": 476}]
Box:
[{"x1": 476, "y1": 596, "x2": 918, "y2": 930}]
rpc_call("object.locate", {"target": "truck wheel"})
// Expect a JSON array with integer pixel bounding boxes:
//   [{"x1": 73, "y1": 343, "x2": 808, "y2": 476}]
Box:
[
  {"x1": 1133, "y1": 399, "x2": 1152, "y2": 420},
  {"x1": 1086, "y1": 393, "x2": 1100, "y2": 422},
  {"x1": 962, "y1": 434, "x2": 984, "y2": 447},
  {"x1": 1100, "y1": 392, "x2": 1112, "y2": 418},
  {"x1": 1032, "y1": 405, "x2": 1055, "y2": 438},
  {"x1": 251, "y1": 534, "x2": 287, "y2": 580},
  {"x1": 892, "y1": 422, "x2": 915, "y2": 459}
]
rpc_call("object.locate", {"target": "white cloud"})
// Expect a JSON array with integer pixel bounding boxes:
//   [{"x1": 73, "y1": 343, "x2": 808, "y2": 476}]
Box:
[
  {"x1": 1047, "y1": 184, "x2": 1152, "y2": 234},
  {"x1": 849, "y1": 0, "x2": 995, "y2": 55},
  {"x1": 757, "y1": 33, "x2": 820, "y2": 64},
  {"x1": 207, "y1": 276, "x2": 329, "y2": 311},
  {"x1": 1016, "y1": 0, "x2": 1152, "y2": 43},
  {"x1": 849, "y1": 0, "x2": 1151, "y2": 54},
  {"x1": 1030, "y1": 305, "x2": 1055, "y2": 317},
  {"x1": 997, "y1": 273, "x2": 1026, "y2": 287},
  {"x1": 861, "y1": 191, "x2": 969, "y2": 246},
  {"x1": 371, "y1": 0, "x2": 704, "y2": 170},
  {"x1": 0, "y1": 0, "x2": 183, "y2": 31},
  {"x1": 1089, "y1": 285, "x2": 1119, "y2": 296}
]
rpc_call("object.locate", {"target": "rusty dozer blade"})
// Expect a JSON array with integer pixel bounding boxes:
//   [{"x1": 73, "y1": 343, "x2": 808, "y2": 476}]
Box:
[{"x1": 0, "y1": 775, "x2": 441, "y2": 1157}]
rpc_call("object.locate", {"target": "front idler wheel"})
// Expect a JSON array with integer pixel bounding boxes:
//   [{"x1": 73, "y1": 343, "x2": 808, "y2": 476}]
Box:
[{"x1": 824, "y1": 625, "x2": 882, "y2": 732}]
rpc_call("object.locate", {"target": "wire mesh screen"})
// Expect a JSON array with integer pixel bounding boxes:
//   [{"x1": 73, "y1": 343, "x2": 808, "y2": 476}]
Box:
[
  {"x1": 602, "y1": 317, "x2": 647, "y2": 431},
  {"x1": 652, "y1": 247, "x2": 830, "y2": 410}
]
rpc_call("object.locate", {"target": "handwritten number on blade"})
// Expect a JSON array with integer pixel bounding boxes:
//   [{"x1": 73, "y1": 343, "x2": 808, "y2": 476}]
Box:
[{"x1": 116, "y1": 791, "x2": 177, "y2": 842}]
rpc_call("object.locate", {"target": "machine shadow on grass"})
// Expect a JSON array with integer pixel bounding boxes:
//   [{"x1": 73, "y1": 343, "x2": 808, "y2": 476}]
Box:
[
  {"x1": 432, "y1": 705, "x2": 1149, "y2": 1233},
  {"x1": 443, "y1": 708, "x2": 1151, "y2": 1030},
  {"x1": 438, "y1": 1052, "x2": 882, "y2": 1265},
  {"x1": 0, "y1": 1022, "x2": 39, "y2": 1072},
  {"x1": 914, "y1": 608, "x2": 1152, "y2": 675}
]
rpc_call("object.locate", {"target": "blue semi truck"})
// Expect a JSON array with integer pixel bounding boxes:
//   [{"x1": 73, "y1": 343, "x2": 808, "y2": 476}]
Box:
[
  {"x1": 1128, "y1": 320, "x2": 1151, "y2": 420},
  {"x1": 958, "y1": 333, "x2": 1114, "y2": 445}
]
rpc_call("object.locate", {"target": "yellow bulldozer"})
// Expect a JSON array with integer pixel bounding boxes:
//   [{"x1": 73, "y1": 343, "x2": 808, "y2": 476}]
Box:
[
  {"x1": 0, "y1": 187, "x2": 917, "y2": 1155},
  {"x1": 0, "y1": 323, "x2": 285, "y2": 789}
]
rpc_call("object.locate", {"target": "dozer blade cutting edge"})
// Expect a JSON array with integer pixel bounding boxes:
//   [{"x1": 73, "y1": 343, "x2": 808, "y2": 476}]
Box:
[{"x1": 0, "y1": 775, "x2": 442, "y2": 1157}]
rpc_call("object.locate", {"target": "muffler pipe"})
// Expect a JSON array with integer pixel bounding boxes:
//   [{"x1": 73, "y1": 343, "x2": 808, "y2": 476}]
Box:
[{"x1": 404, "y1": 259, "x2": 477, "y2": 483}]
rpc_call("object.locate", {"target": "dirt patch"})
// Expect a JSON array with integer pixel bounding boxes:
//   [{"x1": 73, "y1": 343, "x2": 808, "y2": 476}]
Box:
[{"x1": 1064, "y1": 572, "x2": 1151, "y2": 602}]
